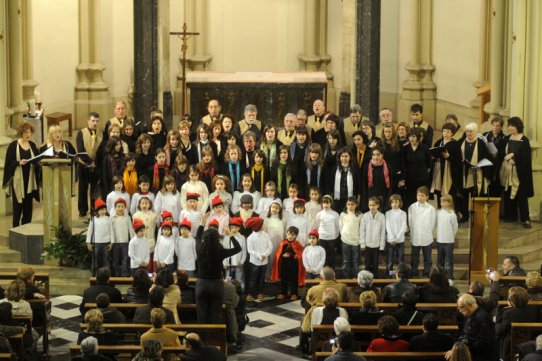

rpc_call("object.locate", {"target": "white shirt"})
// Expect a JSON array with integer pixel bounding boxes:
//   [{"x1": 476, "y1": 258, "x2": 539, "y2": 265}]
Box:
[
  {"x1": 209, "y1": 190, "x2": 233, "y2": 215},
  {"x1": 179, "y1": 209, "x2": 203, "y2": 237},
  {"x1": 436, "y1": 209, "x2": 458, "y2": 244},
  {"x1": 302, "y1": 245, "x2": 326, "y2": 273},
  {"x1": 408, "y1": 202, "x2": 436, "y2": 247},
  {"x1": 256, "y1": 197, "x2": 279, "y2": 218},
  {"x1": 154, "y1": 234, "x2": 175, "y2": 265},
  {"x1": 86, "y1": 216, "x2": 112, "y2": 244},
  {"x1": 282, "y1": 197, "x2": 296, "y2": 215},
  {"x1": 315, "y1": 209, "x2": 340, "y2": 240},
  {"x1": 204, "y1": 211, "x2": 229, "y2": 236},
  {"x1": 128, "y1": 236, "x2": 150, "y2": 269},
  {"x1": 106, "y1": 191, "x2": 131, "y2": 216},
  {"x1": 340, "y1": 211, "x2": 362, "y2": 246},
  {"x1": 175, "y1": 236, "x2": 197, "y2": 271},
  {"x1": 154, "y1": 191, "x2": 182, "y2": 224},
  {"x1": 305, "y1": 200, "x2": 322, "y2": 231},
  {"x1": 130, "y1": 192, "x2": 155, "y2": 215},
  {"x1": 223, "y1": 234, "x2": 247, "y2": 267},
  {"x1": 286, "y1": 213, "x2": 309, "y2": 245},
  {"x1": 385, "y1": 208, "x2": 407, "y2": 244},
  {"x1": 231, "y1": 190, "x2": 261, "y2": 215},
  {"x1": 247, "y1": 230, "x2": 273, "y2": 266},
  {"x1": 180, "y1": 181, "x2": 210, "y2": 212},
  {"x1": 359, "y1": 211, "x2": 386, "y2": 250},
  {"x1": 111, "y1": 214, "x2": 135, "y2": 244}
]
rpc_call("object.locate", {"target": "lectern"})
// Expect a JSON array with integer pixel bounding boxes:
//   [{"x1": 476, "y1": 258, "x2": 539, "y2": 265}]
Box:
[
  {"x1": 40, "y1": 158, "x2": 72, "y2": 264},
  {"x1": 469, "y1": 197, "x2": 501, "y2": 283}
]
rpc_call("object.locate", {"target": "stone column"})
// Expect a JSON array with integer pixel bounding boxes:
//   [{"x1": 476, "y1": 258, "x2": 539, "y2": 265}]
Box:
[
  {"x1": 355, "y1": 0, "x2": 380, "y2": 123},
  {"x1": 158, "y1": 0, "x2": 173, "y2": 129},
  {"x1": 186, "y1": 0, "x2": 212, "y2": 70},
  {"x1": 0, "y1": 0, "x2": 13, "y2": 215},
  {"x1": 21, "y1": 0, "x2": 38, "y2": 102},
  {"x1": 298, "y1": 0, "x2": 320, "y2": 71},
  {"x1": 398, "y1": 0, "x2": 436, "y2": 124},
  {"x1": 133, "y1": 0, "x2": 158, "y2": 125},
  {"x1": 7, "y1": 0, "x2": 25, "y2": 127},
  {"x1": 74, "y1": 0, "x2": 110, "y2": 129}
]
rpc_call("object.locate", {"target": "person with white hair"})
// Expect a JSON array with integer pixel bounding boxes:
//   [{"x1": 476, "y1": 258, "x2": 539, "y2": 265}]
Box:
[
  {"x1": 334, "y1": 316, "x2": 351, "y2": 335},
  {"x1": 348, "y1": 270, "x2": 381, "y2": 302},
  {"x1": 522, "y1": 334, "x2": 542, "y2": 361},
  {"x1": 458, "y1": 122, "x2": 493, "y2": 223},
  {"x1": 72, "y1": 336, "x2": 110, "y2": 361},
  {"x1": 234, "y1": 104, "x2": 262, "y2": 139}
]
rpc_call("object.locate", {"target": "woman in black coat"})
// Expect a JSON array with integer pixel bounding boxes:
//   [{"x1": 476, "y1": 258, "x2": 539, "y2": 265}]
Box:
[
  {"x1": 2, "y1": 123, "x2": 40, "y2": 227},
  {"x1": 499, "y1": 116, "x2": 534, "y2": 228},
  {"x1": 417, "y1": 266, "x2": 458, "y2": 303},
  {"x1": 403, "y1": 128, "x2": 431, "y2": 209}
]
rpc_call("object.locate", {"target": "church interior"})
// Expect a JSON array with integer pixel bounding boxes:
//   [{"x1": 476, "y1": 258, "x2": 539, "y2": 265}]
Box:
[{"x1": 0, "y1": 0, "x2": 541, "y2": 360}]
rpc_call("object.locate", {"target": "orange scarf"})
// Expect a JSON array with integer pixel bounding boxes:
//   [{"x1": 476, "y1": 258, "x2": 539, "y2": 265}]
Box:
[{"x1": 123, "y1": 168, "x2": 139, "y2": 196}]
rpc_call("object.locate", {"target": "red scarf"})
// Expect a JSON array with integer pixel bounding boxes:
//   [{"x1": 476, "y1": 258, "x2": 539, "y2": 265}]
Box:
[
  {"x1": 203, "y1": 163, "x2": 215, "y2": 180},
  {"x1": 153, "y1": 163, "x2": 169, "y2": 192},
  {"x1": 368, "y1": 158, "x2": 390, "y2": 189}
]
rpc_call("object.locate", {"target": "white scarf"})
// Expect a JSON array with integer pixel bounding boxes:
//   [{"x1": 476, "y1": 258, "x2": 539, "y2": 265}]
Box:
[{"x1": 334, "y1": 166, "x2": 353, "y2": 200}]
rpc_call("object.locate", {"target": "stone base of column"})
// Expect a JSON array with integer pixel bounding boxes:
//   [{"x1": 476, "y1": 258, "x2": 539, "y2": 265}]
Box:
[
  {"x1": 0, "y1": 136, "x2": 13, "y2": 216},
  {"x1": 298, "y1": 54, "x2": 323, "y2": 71},
  {"x1": 187, "y1": 54, "x2": 212, "y2": 71},
  {"x1": 399, "y1": 64, "x2": 436, "y2": 124},
  {"x1": 22, "y1": 80, "x2": 39, "y2": 101}
]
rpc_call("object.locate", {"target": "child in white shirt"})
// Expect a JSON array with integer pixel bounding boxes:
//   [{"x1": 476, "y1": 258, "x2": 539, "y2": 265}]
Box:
[
  {"x1": 132, "y1": 196, "x2": 157, "y2": 272},
  {"x1": 340, "y1": 197, "x2": 362, "y2": 279},
  {"x1": 154, "y1": 175, "x2": 182, "y2": 224},
  {"x1": 302, "y1": 230, "x2": 326, "y2": 279},
  {"x1": 130, "y1": 175, "x2": 155, "y2": 216},
  {"x1": 282, "y1": 183, "x2": 299, "y2": 216},
  {"x1": 179, "y1": 193, "x2": 203, "y2": 237},
  {"x1": 436, "y1": 194, "x2": 458, "y2": 283},
  {"x1": 208, "y1": 175, "x2": 233, "y2": 215},
  {"x1": 246, "y1": 217, "x2": 272, "y2": 302},
  {"x1": 408, "y1": 186, "x2": 436, "y2": 278},
  {"x1": 128, "y1": 219, "x2": 149, "y2": 274},
  {"x1": 263, "y1": 200, "x2": 286, "y2": 280},
  {"x1": 180, "y1": 165, "x2": 210, "y2": 212},
  {"x1": 86, "y1": 199, "x2": 111, "y2": 275},
  {"x1": 256, "y1": 181, "x2": 280, "y2": 218},
  {"x1": 175, "y1": 218, "x2": 197, "y2": 277},
  {"x1": 315, "y1": 195, "x2": 340, "y2": 268},
  {"x1": 232, "y1": 174, "x2": 261, "y2": 215},
  {"x1": 385, "y1": 194, "x2": 407, "y2": 278},
  {"x1": 223, "y1": 217, "x2": 247, "y2": 290},
  {"x1": 205, "y1": 195, "x2": 230, "y2": 236},
  {"x1": 110, "y1": 198, "x2": 135, "y2": 277},
  {"x1": 359, "y1": 197, "x2": 386, "y2": 277},
  {"x1": 154, "y1": 221, "x2": 176, "y2": 272},
  {"x1": 106, "y1": 176, "x2": 131, "y2": 215},
  {"x1": 286, "y1": 199, "x2": 309, "y2": 245},
  {"x1": 159, "y1": 210, "x2": 179, "y2": 240},
  {"x1": 306, "y1": 187, "x2": 322, "y2": 231}
]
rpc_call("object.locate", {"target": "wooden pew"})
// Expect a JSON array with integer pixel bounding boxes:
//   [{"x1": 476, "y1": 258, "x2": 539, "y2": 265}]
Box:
[
  {"x1": 89, "y1": 276, "x2": 197, "y2": 286},
  {"x1": 311, "y1": 324, "x2": 459, "y2": 353},
  {"x1": 79, "y1": 323, "x2": 227, "y2": 354},
  {"x1": 510, "y1": 323, "x2": 542, "y2": 361},
  {"x1": 0, "y1": 354, "x2": 14, "y2": 361},
  {"x1": 69, "y1": 345, "x2": 185, "y2": 358},
  {"x1": 28, "y1": 299, "x2": 51, "y2": 355},
  {"x1": 305, "y1": 278, "x2": 430, "y2": 290},
  {"x1": 6, "y1": 333, "x2": 24, "y2": 361},
  {"x1": 313, "y1": 351, "x2": 446, "y2": 361},
  {"x1": 0, "y1": 272, "x2": 50, "y2": 298}
]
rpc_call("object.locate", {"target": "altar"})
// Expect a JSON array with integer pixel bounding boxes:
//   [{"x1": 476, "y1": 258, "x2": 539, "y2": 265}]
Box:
[{"x1": 187, "y1": 72, "x2": 327, "y2": 124}]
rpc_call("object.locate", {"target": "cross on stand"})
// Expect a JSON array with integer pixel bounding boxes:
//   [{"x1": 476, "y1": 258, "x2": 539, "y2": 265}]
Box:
[{"x1": 170, "y1": 23, "x2": 200, "y2": 117}]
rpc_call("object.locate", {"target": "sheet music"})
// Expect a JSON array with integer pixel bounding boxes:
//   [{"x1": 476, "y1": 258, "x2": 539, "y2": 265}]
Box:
[{"x1": 27, "y1": 146, "x2": 54, "y2": 162}]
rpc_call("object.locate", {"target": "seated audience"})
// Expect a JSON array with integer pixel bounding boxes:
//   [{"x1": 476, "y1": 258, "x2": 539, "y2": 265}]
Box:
[
  {"x1": 125, "y1": 268, "x2": 152, "y2": 304},
  {"x1": 77, "y1": 309, "x2": 120, "y2": 346},
  {"x1": 140, "y1": 308, "x2": 181, "y2": 346},
  {"x1": 456, "y1": 294, "x2": 496, "y2": 361},
  {"x1": 17, "y1": 266, "x2": 46, "y2": 299},
  {"x1": 502, "y1": 255, "x2": 526, "y2": 276},
  {"x1": 467, "y1": 272, "x2": 500, "y2": 315},
  {"x1": 0, "y1": 302, "x2": 32, "y2": 350},
  {"x1": 0, "y1": 279, "x2": 32, "y2": 318},
  {"x1": 526, "y1": 272, "x2": 542, "y2": 300},
  {"x1": 182, "y1": 332, "x2": 226, "y2": 361},
  {"x1": 325, "y1": 331, "x2": 367, "y2": 361},
  {"x1": 232, "y1": 279, "x2": 248, "y2": 346},
  {"x1": 366, "y1": 315, "x2": 409, "y2": 352},
  {"x1": 151, "y1": 269, "x2": 181, "y2": 324},
  {"x1": 523, "y1": 334, "x2": 542, "y2": 361},
  {"x1": 133, "y1": 286, "x2": 175, "y2": 324},
  {"x1": 383, "y1": 263, "x2": 416, "y2": 302},
  {"x1": 349, "y1": 291, "x2": 382, "y2": 325},
  {"x1": 95, "y1": 293, "x2": 126, "y2": 324},
  {"x1": 311, "y1": 288, "x2": 349, "y2": 331},
  {"x1": 72, "y1": 336, "x2": 111, "y2": 361},
  {"x1": 445, "y1": 342, "x2": 473, "y2": 361},
  {"x1": 176, "y1": 270, "x2": 195, "y2": 304},
  {"x1": 408, "y1": 313, "x2": 454, "y2": 352},
  {"x1": 80, "y1": 267, "x2": 123, "y2": 315},
  {"x1": 132, "y1": 339, "x2": 163, "y2": 361},
  {"x1": 417, "y1": 266, "x2": 458, "y2": 303},
  {"x1": 496, "y1": 286, "x2": 538, "y2": 361},
  {"x1": 348, "y1": 270, "x2": 381, "y2": 302},
  {"x1": 223, "y1": 278, "x2": 240, "y2": 345},
  {"x1": 390, "y1": 291, "x2": 423, "y2": 325}
]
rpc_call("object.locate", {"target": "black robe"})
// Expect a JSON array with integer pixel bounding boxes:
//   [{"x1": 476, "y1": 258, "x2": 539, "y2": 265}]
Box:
[
  {"x1": 499, "y1": 135, "x2": 534, "y2": 198},
  {"x1": 2, "y1": 140, "x2": 41, "y2": 202}
]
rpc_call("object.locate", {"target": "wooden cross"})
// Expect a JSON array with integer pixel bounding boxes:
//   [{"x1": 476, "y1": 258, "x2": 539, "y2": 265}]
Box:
[{"x1": 170, "y1": 23, "x2": 199, "y2": 117}]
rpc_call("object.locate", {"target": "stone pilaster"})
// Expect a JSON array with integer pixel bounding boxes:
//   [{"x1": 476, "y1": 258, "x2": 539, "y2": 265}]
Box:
[
  {"x1": 185, "y1": 0, "x2": 212, "y2": 71},
  {"x1": 133, "y1": 0, "x2": 158, "y2": 125},
  {"x1": 158, "y1": 0, "x2": 173, "y2": 129},
  {"x1": 398, "y1": 0, "x2": 436, "y2": 124},
  {"x1": 21, "y1": 0, "x2": 38, "y2": 102},
  {"x1": 7, "y1": 0, "x2": 25, "y2": 127},
  {"x1": 74, "y1": 0, "x2": 110, "y2": 129},
  {"x1": 355, "y1": 0, "x2": 380, "y2": 123}
]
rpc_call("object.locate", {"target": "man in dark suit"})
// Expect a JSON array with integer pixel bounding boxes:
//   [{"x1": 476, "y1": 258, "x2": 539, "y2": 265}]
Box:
[
  {"x1": 409, "y1": 313, "x2": 454, "y2": 352},
  {"x1": 383, "y1": 264, "x2": 416, "y2": 303},
  {"x1": 502, "y1": 255, "x2": 527, "y2": 276},
  {"x1": 79, "y1": 267, "x2": 123, "y2": 315},
  {"x1": 182, "y1": 332, "x2": 226, "y2": 361},
  {"x1": 133, "y1": 286, "x2": 175, "y2": 324}
]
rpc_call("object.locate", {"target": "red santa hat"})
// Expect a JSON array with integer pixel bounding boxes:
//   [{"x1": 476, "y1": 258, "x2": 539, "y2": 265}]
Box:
[
  {"x1": 161, "y1": 221, "x2": 173, "y2": 229},
  {"x1": 178, "y1": 218, "x2": 192, "y2": 229},
  {"x1": 133, "y1": 219, "x2": 146, "y2": 232},
  {"x1": 293, "y1": 198, "x2": 306, "y2": 206},
  {"x1": 114, "y1": 197, "x2": 127, "y2": 206},
  {"x1": 308, "y1": 229, "x2": 319, "y2": 239},
  {"x1": 186, "y1": 193, "x2": 200, "y2": 201},
  {"x1": 211, "y1": 195, "x2": 223, "y2": 208},
  {"x1": 208, "y1": 218, "x2": 220, "y2": 229},
  {"x1": 94, "y1": 199, "x2": 107, "y2": 211},
  {"x1": 245, "y1": 217, "x2": 264, "y2": 232},
  {"x1": 229, "y1": 217, "x2": 243, "y2": 227},
  {"x1": 161, "y1": 210, "x2": 173, "y2": 221}
]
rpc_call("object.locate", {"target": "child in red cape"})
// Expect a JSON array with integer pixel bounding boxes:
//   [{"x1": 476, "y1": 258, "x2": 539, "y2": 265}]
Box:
[{"x1": 271, "y1": 226, "x2": 306, "y2": 301}]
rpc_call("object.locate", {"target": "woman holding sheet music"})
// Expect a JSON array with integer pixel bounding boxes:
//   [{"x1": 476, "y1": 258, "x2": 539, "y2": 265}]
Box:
[
  {"x1": 40, "y1": 124, "x2": 76, "y2": 156},
  {"x1": 2, "y1": 122, "x2": 41, "y2": 227},
  {"x1": 499, "y1": 116, "x2": 533, "y2": 228}
]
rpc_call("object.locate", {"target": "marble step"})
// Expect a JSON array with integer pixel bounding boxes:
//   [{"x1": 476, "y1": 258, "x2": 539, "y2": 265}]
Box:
[
  {"x1": 0, "y1": 245, "x2": 20, "y2": 263},
  {"x1": 0, "y1": 235, "x2": 8, "y2": 247}
]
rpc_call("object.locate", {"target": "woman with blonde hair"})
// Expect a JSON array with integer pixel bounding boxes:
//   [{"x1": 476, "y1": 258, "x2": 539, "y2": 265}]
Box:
[
  {"x1": 77, "y1": 309, "x2": 120, "y2": 346},
  {"x1": 445, "y1": 342, "x2": 472, "y2": 361},
  {"x1": 349, "y1": 290, "x2": 382, "y2": 325},
  {"x1": 526, "y1": 271, "x2": 542, "y2": 300},
  {"x1": 0, "y1": 279, "x2": 32, "y2": 318},
  {"x1": 40, "y1": 124, "x2": 76, "y2": 155}
]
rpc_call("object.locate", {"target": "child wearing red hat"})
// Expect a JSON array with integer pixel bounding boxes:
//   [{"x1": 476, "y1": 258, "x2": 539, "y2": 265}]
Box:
[
  {"x1": 129, "y1": 219, "x2": 149, "y2": 275},
  {"x1": 180, "y1": 166, "x2": 209, "y2": 212},
  {"x1": 205, "y1": 195, "x2": 230, "y2": 236},
  {"x1": 175, "y1": 218, "x2": 197, "y2": 277},
  {"x1": 155, "y1": 221, "x2": 176, "y2": 272},
  {"x1": 223, "y1": 217, "x2": 246, "y2": 290},
  {"x1": 286, "y1": 198, "x2": 309, "y2": 245},
  {"x1": 302, "y1": 230, "x2": 326, "y2": 280},
  {"x1": 110, "y1": 197, "x2": 135, "y2": 276},
  {"x1": 105, "y1": 175, "x2": 131, "y2": 216},
  {"x1": 245, "y1": 217, "x2": 272, "y2": 301},
  {"x1": 209, "y1": 175, "x2": 233, "y2": 215},
  {"x1": 179, "y1": 192, "x2": 203, "y2": 238},
  {"x1": 86, "y1": 199, "x2": 112, "y2": 275},
  {"x1": 154, "y1": 175, "x2": 181, "y2": 223},
  {"x1": 271, "y1": 226, "x2": 306, "y2": 301},
  {"x1": 132, "y1": 196, "x2": 157, "y2": 272}
]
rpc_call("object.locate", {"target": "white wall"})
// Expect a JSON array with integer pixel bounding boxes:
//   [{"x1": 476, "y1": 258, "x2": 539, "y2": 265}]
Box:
[
  {"x1": 32, "y1": 0, "x2": 78, "y2": 112},
  {"x1": 380, "y1": 0, "x2": 400, "y2": 96}
]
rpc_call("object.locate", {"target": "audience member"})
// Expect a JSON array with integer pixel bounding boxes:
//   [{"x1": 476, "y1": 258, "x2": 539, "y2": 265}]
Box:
[
  {"x1": 152, "y1": 269, "x2": 181, "y2": 324},
  {"x1": 132, "y1": 339, "x2": 163, "y2": 361},
  {"x1": 456, "y1": 294, "x2": 496, "y2": 361},
  {"x1": 17, "y1": 266, "x2": 46, "y2": 299},
  {"x1": 182, "y1": 332, "x2": 226, "y2": 361},
  {"x1": 408, "y1": 313, "x2": 454, "y2": 352},
  {"x1": 324, "y1": 331, "x2": 367, "y2": 361},
  {"x1": 417, "y1": 266, "x2": 458, "y2": 303},
  {"x1": 467, "y1": 272, "x2": 500, "y2": 315},
  {"x1": 502, "y1": 255, "x2": 526, "y2": 276},
  {"x1": 223, "y1": 279, "x2": 240, "y2": 345},
  {"x1": 0, "y1": 279, "x2": 32, "y2": 318},
  {"x1": 311, "y1": 288, "x2": 349, "y2": 331},
  {"x1": 347, "y1": 270, "x2": 381, "y2": 302},
  {"x1": 95, "y1": 293, "x2": 126, "y2": 324},
  {"x1": 526, "y1": 272, "x2": 542, "y2": 300},
  {"x1": 125, "y1": 268, "x2": 152, "y2": 304},
  {"x1": 77, "y1": 309, "x2": 120, "y2": 346},
  {"x1": 72, "y1": 336, "x2": 111, "y2": 361},
  {"x1": 523, "y1": 334, "x2": 542, "y2": 361},
  {"x1": 176, "y1": 270, "x2": 196, "y2": 304},
  {"x1": 349, "y1": 291, "x2": 382, "y2": 325},
  {"x1": 383, "y1": 264, "x2": 416, "y2": 302},
  {"x1": 140, "y1": 308, "x2": 181, "y2": 347},
  {"x1": 390, "y1": 291, "x2": 423, "y2": 326},
  {"x1": 133, "y1": 286, "x2": 175, "y2": 324},
  {"x1": 445, "y1": 342, "x2": 473, "y2": 361},
  {"x1": 366, "y1": 315, "x2": 408, "y2": 352},
  {"x1": 80, "y1": 268, "x2": 123, "y2": 315}
]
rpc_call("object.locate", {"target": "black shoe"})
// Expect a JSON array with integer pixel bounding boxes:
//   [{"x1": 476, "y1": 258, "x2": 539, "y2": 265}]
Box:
[
  {"x1": 523, "y1": 222, "x2": 532, "y2": 229},
  {"x1": 79, "y1": 212, "x2": 87, "y2": 217}
]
